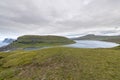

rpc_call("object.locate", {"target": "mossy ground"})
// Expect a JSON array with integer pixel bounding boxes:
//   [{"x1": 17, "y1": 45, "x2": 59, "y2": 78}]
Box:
[{"x1": 0, "y1": 47, "x2": 120, "y2": 80}]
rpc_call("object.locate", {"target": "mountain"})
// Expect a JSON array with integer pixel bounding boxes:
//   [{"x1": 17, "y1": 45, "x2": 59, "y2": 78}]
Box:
[
  {"x1": 0, "y1": 41, "x2": 8, "y2": 47},
  {"x1": 0, "y1": 35, "x2": 75, "y2": 51},
  {"x1": 0, "y1": 38, "x2": 15, "y2": 47},
  {"x1": 2, "y1": 38, "x2": 15, "y2": 43},
  {"x1": 73, "y1": 34, "x2": 120, "y2": 43}
]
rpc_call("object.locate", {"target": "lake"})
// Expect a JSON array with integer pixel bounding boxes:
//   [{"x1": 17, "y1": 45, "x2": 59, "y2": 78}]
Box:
[{"x1": 66, "y1": 40, "x2": 119, "y2": 48}]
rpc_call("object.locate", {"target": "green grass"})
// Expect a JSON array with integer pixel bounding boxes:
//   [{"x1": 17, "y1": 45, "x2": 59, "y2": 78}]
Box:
[
  {"x1": 17, "y1": 35, "x2": 75, "y2": 44},
  {"x1": 0, "y1": 47, "x2": 120, "y2": 80},
  {"x1": 10, "y1": 42, "x2": 69, "y2": 48}
]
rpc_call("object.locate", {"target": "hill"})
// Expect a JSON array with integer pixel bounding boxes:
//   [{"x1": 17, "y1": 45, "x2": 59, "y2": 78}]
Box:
[
  {"x1": 0, "y1": 35, "x2": 75, "y2": 51},
  {"x1": 73, "y1": 34, "x2": 120, "y2": 43},
  {"x1": 0, "y1": 47, "x2": 120, "y2": 80}
]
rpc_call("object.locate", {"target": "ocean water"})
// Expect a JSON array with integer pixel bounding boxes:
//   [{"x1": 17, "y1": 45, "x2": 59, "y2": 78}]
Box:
[{"x1": 66, "y1": 40, "x2": 119, "y2": 48}]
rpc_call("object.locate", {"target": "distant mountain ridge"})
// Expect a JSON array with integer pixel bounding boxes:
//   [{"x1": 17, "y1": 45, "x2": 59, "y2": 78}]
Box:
[
  {"x1": 2, "y1": 38, "x2": 15, "y2": 43},
  {"x1": 0, "y1": 38, "x2": 15, "y2": 48},
  {"x1": 73, "y1": 34, "x2": 120, "y2": 43}
]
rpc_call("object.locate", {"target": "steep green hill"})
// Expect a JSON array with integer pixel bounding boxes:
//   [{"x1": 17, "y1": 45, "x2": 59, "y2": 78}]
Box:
[
  {"x1": 17, "y1": 35, "x2": 74, "y2": 44},
  {"x1": 0, "y1": 47, "x2": 120, "y2": 80},
  {"x1": 0, "y1": 35, "x2": 75, "y2": 51},
  {"x1": 73, "y1": 34, "x2": 120, "y2": 43}
]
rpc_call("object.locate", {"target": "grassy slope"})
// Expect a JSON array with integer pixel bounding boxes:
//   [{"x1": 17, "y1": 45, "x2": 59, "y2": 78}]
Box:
[{"x1": 0, "y1": 47, "x2": 120, "y2": 80}]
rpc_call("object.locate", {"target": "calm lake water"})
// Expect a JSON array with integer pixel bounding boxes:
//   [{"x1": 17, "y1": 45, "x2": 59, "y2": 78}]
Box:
[{"x1": 66, "y1": 40, "x2": 120, "y2": 48}]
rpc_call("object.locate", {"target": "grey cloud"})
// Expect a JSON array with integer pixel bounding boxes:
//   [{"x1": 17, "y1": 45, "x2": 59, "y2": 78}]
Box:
[{"x1": 0, "y1": 0, "x2": 120, "y2": 39}]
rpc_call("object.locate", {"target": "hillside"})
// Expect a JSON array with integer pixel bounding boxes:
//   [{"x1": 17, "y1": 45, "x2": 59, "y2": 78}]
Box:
[
  {"x1": 0, "y1": 47, "x2": 120, "y2": 80},
  {"x1": 73, "y1": 34, "x2": 120, "y2": 43},
  {"x1": 0, "y1": 35, "x2": 75, "y2": 51}
]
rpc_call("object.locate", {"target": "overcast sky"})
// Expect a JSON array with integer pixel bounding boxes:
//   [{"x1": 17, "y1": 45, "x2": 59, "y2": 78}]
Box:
[{"x1": 0, "y1": 0, "x2": 120, "y2": 39}]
